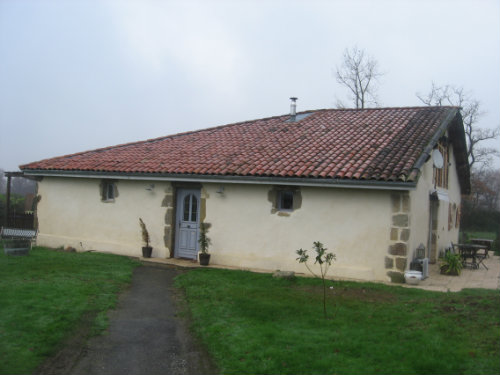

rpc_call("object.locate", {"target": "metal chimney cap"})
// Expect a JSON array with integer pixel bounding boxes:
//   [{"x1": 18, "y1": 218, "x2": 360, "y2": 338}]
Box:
[{"x1": 289, "y1": 97, "x2": 298, "y2": 117}]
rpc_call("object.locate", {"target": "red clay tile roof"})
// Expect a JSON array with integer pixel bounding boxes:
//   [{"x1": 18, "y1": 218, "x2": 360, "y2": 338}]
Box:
[{"x1": 21, "y1": 106, "x2": 463, "y2": 183}]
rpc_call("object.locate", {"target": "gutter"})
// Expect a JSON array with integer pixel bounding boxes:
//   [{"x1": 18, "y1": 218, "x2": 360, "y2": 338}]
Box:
[{"x1": 21, "y1": 169, "x2": 416, "y2": 191}]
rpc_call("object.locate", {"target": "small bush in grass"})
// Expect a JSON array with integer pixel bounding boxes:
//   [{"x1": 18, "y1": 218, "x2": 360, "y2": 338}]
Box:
[{"x1": 296, "y1": 241, "x2": 336, "y2": 318}]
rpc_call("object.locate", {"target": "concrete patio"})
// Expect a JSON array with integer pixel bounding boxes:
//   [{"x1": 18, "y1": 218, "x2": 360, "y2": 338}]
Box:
[
  {"x1": 411, "y1": 251, "x2": 500, "y2": 292},
  {"x1": 141, "y1": 251, "x2": 500, "y2": 293}
]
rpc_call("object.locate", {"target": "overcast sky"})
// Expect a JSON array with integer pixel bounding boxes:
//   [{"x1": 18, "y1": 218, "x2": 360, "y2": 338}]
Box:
[{"x1": 1, "y1": 0, "x2": 499, "y2": 171}]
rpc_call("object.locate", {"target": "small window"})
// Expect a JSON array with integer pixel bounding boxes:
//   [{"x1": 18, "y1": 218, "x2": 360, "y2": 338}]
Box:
[
  {"x1": 102, "y1": 181, "x2": 115, "y2": 202},
  {"x1": 278, "y1": 190, "x2": 294, "y2": 211}
]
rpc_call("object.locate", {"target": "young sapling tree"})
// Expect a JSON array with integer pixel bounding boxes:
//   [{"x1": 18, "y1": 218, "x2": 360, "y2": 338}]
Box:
[{"x1": 296, "y1": 241, "x2": 336, "y2": 318}]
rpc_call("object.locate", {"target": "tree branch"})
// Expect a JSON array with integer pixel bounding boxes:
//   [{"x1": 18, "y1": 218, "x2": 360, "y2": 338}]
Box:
[{"x1": 335, "y1": 46, "x2": 383, "y2": 109}]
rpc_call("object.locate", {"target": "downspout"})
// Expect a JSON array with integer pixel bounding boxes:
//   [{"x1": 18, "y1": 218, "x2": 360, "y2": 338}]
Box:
[{"x1": 427, "y1": 199, "x2": 432, "y2": 259}]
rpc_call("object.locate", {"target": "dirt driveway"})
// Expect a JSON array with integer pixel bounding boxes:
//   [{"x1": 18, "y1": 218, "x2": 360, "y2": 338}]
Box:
[{"x1": 36, "y1": 265, "x2": 217, "y2": 375}]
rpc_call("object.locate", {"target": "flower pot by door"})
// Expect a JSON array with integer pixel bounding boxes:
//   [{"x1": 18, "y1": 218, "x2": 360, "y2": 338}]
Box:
[
  {"x1": 142, "y1": 246, "x2": 153, "y2": 258},
  {"x1": 199, "y1": 253, "x2": 211, "y2": 266}
]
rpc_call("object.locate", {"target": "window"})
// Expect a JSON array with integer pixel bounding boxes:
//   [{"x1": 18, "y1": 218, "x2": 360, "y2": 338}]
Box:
[
  {"x1": 270, "y1": 186, "x2": 301, "y2": 214},
  {"x1": 183, "y1": 194, "x2": 198, "y2": 222},
  {"x1": 101, "y1": 181, "x2": 116, "y2": 202},
  {"x1": 433, "y1": 141, "x2": 449, "y2": 189},
  {"x1": 278, "y1": 190, "x2": 294, "y2": 211}
]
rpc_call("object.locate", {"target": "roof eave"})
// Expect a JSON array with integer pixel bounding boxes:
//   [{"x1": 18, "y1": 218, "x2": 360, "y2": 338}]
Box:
[
  {"x1": 409, "y1": 108, "x2": 459, "y2": 179},
  {"x1": 408, "y1": 108, "x2": 471, "y2": 194},
  {"x1": 21, "y1": 169, "x2": 417, "y2": 191}
]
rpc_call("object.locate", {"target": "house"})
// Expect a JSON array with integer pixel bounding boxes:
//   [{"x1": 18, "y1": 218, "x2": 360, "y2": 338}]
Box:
[{"x1": 20, "y1": 105, "x2": 470, "y2": 283}]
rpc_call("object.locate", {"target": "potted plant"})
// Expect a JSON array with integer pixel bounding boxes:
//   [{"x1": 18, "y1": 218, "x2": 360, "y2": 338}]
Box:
[
  {"x1": 139, "y1": 218, "x2": 153, "y2": 258},
  {"x1": 440, "y1": 251, "x2": 463, "y2": 276},
  {"x1": 198, "y1": 222, "x2": 211, "y2": 266}
]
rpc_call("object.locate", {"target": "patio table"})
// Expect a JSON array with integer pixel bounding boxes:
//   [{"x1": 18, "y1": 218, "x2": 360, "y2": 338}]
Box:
[
  {"x1": 456, "y1": 243, "x2": 488, "y2": 270},
  {"x1": 471, "y1": 238, "x2": 493, "y2": 258}
]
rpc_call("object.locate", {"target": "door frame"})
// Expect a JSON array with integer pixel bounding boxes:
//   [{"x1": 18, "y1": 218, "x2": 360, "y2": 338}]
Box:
[{"x1": 174, "y1": 188, "x2": 201, "y2": 259}]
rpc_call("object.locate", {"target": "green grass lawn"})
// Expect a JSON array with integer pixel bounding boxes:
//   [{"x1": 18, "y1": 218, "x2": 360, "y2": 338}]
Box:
[
  {"x1": 464, "y1": 231, "x2": 496, "y2": 240},
  {"x1": 176, "y1": 268, "x2": 500, "y2": 375},
  {"x1": 0, "y1": 246, "x2": 139, "y2": 374}
]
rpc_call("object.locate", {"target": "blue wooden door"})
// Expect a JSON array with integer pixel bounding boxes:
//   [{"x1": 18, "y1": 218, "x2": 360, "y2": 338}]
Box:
[{"x1": 175, "y1": 189, "x2": 200, "y2": 259}]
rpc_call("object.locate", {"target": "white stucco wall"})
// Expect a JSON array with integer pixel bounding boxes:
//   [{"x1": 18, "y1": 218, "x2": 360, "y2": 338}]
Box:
[
  {"x1": 36, "y1": 177, "x2": 172, "y2": 258},
  {"x1": 34, "y1": 153, "x2": 464, "y2": 281},
  {"x1": 408, "y1": 139, "x2": 463, "y2": 263},
  {"x1": 35, "y1": 176, "x2": 395, "y2": 282},
  {"x1": 38, "y1": 161, "x2": 466, "y2": 281},
  {"x1": 203, "y1": 183, "x2": 393, "y2": 281}
]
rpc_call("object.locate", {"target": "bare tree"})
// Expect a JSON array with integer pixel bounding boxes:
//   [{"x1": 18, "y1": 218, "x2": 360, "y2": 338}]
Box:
[
  {"x1": 469, "y1": 168, "x2": 500, "y2": 211},
  {"x1": 417, "y1": 82, "x2": 500, "y2": 169},
  {"x1": 335, "y1": 46, "x2": 383, "y2": 109}
]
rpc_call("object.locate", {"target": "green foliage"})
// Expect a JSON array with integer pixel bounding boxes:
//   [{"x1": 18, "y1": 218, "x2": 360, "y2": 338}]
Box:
[
  {"x1": 441, "y1": 251, "x2": 463, "y2": 275},
  {"x1": 0, "y1": 193, "x2": 26, "y2": 225},
  {"x1": 460, "y1": 201, "x2": 500, "y2": 254},
  {"x1": 198, "y1": 222, "x2": 211, "y2": 254},
  {"x1": 493, "y1": 229, "x2": 500, "y2": 255},
  {"x1": 464, "y1": 231, "x2": 496, "y2": 240},
  {"x1": 0, "y1": 247, "x2": 139, "y2": 374},
  {"x1": 296, "y1": 241, "x2": 336, "y2": 318},
  {"x1": 461, "y1": 205, "x2": 500, "y2": 233},
  {"x1": 176, "y1": 268, "x2": 500, "y2": 375},
  {"x1": 139, "y1": 218, "x2": 150, "y2": 247}
]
